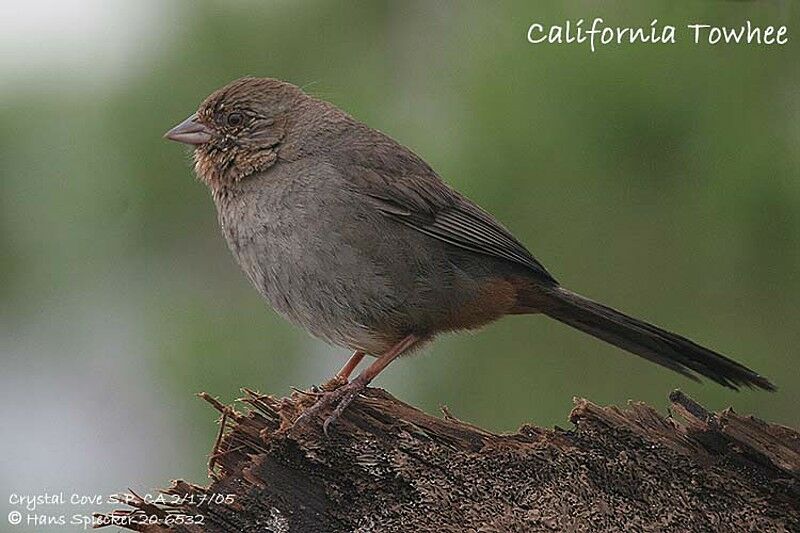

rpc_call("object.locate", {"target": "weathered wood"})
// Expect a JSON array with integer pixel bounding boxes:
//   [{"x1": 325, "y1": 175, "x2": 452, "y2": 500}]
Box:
[{"x1": 100, "y1": 386, "x2": 799, "y2": 532}]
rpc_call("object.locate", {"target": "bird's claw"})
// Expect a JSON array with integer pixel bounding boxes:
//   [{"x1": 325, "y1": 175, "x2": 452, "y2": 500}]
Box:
[
  {"x1": 293, "y1": 377, "x2": 368, "y2": 435},
  {"x1": 322, "y1": 384, "x2": 365, "y2": 435}
]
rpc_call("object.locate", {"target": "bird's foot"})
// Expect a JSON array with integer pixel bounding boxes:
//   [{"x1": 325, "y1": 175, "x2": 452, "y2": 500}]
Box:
[
  {"x1": 322, "y1": 377, "x2": 369, "y2": 435},
  {"x1": 293, "y1": 375, "x2": 368, "y2": 435}
]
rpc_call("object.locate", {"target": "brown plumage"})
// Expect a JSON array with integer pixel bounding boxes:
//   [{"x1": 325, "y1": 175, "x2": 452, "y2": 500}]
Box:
[{"x1": 165, "y1": 77, "x2": 775, "y2": 432}]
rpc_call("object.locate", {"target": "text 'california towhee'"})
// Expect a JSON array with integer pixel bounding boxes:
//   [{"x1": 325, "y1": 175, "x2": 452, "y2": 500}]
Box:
[{"x1": 165, "y1": 77, "x2": 774, "y2": 433}]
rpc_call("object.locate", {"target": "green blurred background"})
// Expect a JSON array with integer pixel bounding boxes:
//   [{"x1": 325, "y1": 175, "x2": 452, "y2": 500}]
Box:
[{"x1": 1, "y1": 1, "x2": 798, "y2": 528}]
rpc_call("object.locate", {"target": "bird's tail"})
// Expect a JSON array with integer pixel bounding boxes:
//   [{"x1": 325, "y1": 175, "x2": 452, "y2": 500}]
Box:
[{"x1": 536, "y1": 286, "x2": 775, "y2": 391}]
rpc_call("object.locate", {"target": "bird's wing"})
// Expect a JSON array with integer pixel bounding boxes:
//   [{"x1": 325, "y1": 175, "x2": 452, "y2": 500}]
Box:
[{"x1": 344, "y1": 161, "x2": 557, "y2": 285}]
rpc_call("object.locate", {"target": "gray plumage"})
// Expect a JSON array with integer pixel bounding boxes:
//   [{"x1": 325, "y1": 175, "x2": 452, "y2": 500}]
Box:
[{"x1": 166, "y1": 76, "x2": 775, "y2": 393}]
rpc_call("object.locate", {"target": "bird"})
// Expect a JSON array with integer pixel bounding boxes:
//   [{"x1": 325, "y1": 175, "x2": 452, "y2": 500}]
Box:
[{"x1": 164, "y1": 77, "x2": 775, "y2": 432}]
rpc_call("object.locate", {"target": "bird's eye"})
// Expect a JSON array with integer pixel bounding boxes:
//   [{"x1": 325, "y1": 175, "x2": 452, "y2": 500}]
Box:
[{"x1": 226, "y1": 112, "x2": 244, "y2": 127}]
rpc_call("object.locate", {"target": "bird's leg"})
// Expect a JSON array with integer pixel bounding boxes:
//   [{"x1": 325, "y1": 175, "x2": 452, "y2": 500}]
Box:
[
  {"x1": 294, "y1": 335, "x2": 418, "y2": 434},
  {"x1": 336, "y1": 350, "x2": 366, "y2": 381},
  {"x1": 301, "y1": 350, "x2": 366, "y2": 397},
  {"x1": 322, "y1": 335, "x2": 418, "y2": 434}
]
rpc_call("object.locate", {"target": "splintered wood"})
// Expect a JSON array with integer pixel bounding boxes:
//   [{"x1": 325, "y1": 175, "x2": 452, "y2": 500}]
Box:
[{"x1": 100, "y1": 388, "x2": 799, "y2": 532}]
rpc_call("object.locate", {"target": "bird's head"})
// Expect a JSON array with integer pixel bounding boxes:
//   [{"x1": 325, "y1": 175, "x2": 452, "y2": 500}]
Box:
[{"x1": 165, "y1": 77, "x2": 304, "y2": 190}]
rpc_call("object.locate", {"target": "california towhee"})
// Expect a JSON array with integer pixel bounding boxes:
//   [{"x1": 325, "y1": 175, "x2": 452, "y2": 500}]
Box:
[{"x1": 165, "y1": 77, "x2": 774, "y2": 432}]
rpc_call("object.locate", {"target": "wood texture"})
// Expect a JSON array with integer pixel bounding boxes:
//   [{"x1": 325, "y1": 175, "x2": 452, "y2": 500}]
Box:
[{"x1": 100, "y1": 387, "x2": 800, "y2": 532}]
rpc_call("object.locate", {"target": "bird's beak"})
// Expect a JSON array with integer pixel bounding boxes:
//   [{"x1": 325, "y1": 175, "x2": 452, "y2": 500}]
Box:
[{"x1": 164, "y1": 113, "x2": 212, "y2": 145}]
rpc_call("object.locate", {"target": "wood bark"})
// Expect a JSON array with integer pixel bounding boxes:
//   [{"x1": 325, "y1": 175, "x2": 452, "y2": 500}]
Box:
[{"x1": 100, "y1": 387, "x2": 800, "y2": 532}]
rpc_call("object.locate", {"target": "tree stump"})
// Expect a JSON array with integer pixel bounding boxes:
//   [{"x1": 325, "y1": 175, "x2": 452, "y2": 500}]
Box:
[{"x1": 100, "y1": 387, "x2": 799, "y2": 532}]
